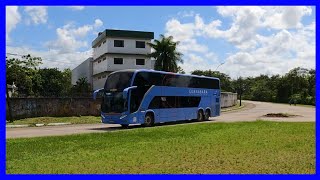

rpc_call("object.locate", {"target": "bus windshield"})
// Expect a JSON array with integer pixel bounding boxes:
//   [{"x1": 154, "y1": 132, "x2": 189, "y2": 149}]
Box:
[
  {"x1": 101, "y1": 72, "x2": 133, "y2": 113},
  {"x1": 104, "y1": 72, "x2": 133, "y2": 91},
  {"x1": 101, "y1": 91, "x2": 127, "y2": 113}
]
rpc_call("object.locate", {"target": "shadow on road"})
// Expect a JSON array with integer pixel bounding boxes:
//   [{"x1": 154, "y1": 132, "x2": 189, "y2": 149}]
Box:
[{"x1": 89, "y1": 119, "x2": 213, "y2": 131}]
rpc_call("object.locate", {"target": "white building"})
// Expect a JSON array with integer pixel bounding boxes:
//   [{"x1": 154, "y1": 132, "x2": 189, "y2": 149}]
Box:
[
  {"x1": 72, "y1": 29, "x2": 155, "y2": 90},
  {"x1": 71, "y1": 57, "x2": 93, "y2": 86}
]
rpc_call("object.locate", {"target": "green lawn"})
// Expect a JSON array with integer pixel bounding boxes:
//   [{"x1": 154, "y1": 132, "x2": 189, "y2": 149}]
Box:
[
  {"x1": 6, "y1": 116, "x2": 101, "y2": 126},
  {"x1": 6, "y1": 121, "x2": 315, "y2": 174}
]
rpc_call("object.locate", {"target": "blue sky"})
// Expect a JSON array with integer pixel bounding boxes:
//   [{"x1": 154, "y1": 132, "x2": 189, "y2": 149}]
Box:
[{"x1": 6, "y1": 6, "x2": 316, "y2": 78}]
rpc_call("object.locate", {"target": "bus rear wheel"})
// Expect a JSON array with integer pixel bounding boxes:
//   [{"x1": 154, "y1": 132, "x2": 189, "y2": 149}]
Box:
[
  {"x1": 197, "y1": 110, "x2": 204, "y2": 122},
  {"x1": 144, "y1": 113, "x2": 154, "y2": 127},
  {"x1": 205, "y1": 110, "x2": 211, "y2": 121}
]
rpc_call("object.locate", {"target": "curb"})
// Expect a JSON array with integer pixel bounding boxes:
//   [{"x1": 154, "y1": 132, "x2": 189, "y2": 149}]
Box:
[
  {"x1": 47, "y1": 122, "x2": 72, "y2": 126},
  {"x1": 6, "y1": 122, "x2": 72, "y2": 128},
  {"x1": 221, "y1": 103, "x2": 246, "y2": 113},
  {"x1": 6, "y1": 125, "x2": 29, "y2": 128}
]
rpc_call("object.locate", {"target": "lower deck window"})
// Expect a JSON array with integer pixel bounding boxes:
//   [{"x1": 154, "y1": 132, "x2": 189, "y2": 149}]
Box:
[{"x1": 148, "y1": 96, "x2": 201, "y2": 109}]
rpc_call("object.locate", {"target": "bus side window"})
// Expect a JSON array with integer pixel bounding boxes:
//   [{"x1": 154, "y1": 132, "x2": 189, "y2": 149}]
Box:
[{"x1": 149, "y1": 97, "x2": 161, "y2": 109}]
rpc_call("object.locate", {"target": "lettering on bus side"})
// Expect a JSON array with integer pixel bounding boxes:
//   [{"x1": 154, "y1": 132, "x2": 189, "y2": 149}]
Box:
[{"x1": 189, "y1": 89, "x2": 208, "y2": 95}]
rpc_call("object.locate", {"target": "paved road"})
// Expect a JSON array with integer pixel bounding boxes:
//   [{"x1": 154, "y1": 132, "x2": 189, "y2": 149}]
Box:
[{"x1": 6, "y1": 101, "x2": 315, "y2": 139}]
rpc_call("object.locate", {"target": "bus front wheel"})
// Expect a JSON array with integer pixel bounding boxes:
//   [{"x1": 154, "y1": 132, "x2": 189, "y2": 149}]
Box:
[
  {"x1": 197, "y1": 110, "x2": 204, "y2": 122},
  {"x1": 121, "y1": 124, "x2": 129, "y2": 128},
  {"x1": 144, "y1": 113, "x2": 154, "y2": 127}
]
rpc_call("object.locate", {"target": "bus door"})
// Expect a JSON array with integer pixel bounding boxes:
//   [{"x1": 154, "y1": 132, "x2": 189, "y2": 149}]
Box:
[{"x1": 159, "y1": 96, "x2": 178, "y2": 121}]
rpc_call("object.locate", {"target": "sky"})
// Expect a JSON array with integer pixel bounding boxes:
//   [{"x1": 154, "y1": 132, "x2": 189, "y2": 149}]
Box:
[{"x1": 6, "y1": 6, "x2": 316, "y2": 79}]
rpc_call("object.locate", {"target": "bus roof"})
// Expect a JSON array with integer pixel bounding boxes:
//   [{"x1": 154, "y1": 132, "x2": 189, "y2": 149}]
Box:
[{"x1": 111, "y1": 69, "x2": 220, "y2": 81}]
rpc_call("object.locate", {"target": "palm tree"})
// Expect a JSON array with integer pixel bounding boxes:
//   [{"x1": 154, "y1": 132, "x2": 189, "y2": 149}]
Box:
[{"x1": 148, "y1": 34, "x2": 183, "y2": 72}]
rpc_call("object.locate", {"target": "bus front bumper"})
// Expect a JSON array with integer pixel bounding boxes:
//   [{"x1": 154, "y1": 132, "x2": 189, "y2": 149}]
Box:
[{"x1": 101, "y1": 113, "x2": 141, "y2": 125}]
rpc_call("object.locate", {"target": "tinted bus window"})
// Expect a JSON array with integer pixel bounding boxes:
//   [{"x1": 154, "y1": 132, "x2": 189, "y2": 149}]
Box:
[
  {"x1": 133, "y1": 72, "x2": 164, "y2": 87},
  {"x1": 148, "y1": 96, "x2": 201, "y2": 109},
  {"x1": 133, "y1": 71, "x2": 219, "y2": 89},
  {"x1": 104, "y1": 72, "x2": 133, "y2": 91}
]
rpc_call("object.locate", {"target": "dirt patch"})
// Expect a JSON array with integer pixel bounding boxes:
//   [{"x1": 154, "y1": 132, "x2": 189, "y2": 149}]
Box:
[{"x1": 263, "y1": 113, "x2": 299, "y2": 118}]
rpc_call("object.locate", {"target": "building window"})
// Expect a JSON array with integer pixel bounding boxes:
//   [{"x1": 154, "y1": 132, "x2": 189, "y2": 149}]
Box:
[
  {"x1": 136, "y1": 41, "x2": 145, "y2": 48},
  {"x1": 114, "y1": 58, "x2": 123, "y2": 64},
  {"x1": 103, "y1": 57, "x2": 106, "y2": 61},
  {"x1": 136, "y1": 59, "x2": 145, "y2": 65},
  {"x1": 103, "y1": 40, "x2": 106, "y2": 44},
  {"x1": 114, "y1": 40, "x2": 124, "y2": 47}
]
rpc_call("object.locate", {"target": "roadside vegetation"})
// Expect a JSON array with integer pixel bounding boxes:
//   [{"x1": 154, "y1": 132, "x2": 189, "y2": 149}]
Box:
[
  {"x1": 6, "y1": 116, "x2": 101, "y2": 126},
  {"x1": 7, "y1": 121, "x2": 315, "y2": 174},
  {"x1": 192, "y1": 68, "x2": 315, "y2": 106}
]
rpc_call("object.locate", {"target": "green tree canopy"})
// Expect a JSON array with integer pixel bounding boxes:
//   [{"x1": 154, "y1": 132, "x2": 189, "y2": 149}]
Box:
[
  {"x1": 148, "y1": 34, "x2": 183, "y2": 73},
  {"x1": 6, "y1": 54, "x2": 42, "y2": 96}
]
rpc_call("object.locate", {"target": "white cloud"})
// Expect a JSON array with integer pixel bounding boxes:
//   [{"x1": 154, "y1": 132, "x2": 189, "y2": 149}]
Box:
[
  {"x1": 177, "y1": 10, "x2": 195, "y2": 18},
  {"x1": 6, "y1": 6, "x2": 21, "y2": 41},
  {"x1": 46, "y1": 19, "x2": 104, "y2": 53},
  {"x1": 67, "y1": 6, "x2": 85, "y2": 11},
  {"x1": 94, "y1": 19, "x2": 103, "y2": 28},
  {"x1": 6, "y1": 46, "x2": 92, "y2": 70},
  {"x1": 262, "y1": 6, "x2": 312, "y2": 29},
  {"x1": 24, "y1": 6, "x2": 48, "y2": 25},
  {"x1": 166, "y1": 6, "x2": 314, "y2": 78}
]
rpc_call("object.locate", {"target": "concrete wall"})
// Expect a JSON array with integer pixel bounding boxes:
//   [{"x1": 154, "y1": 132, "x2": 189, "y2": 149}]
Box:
[
  {"x1": 221, "y1": 92, "x2": 238, "y2": 108},
  {"x1": 7, "y1": 92, "x2": 237, "y2": 120},
  {"x1": 7, "y1": 98, "x2": 101, "y2": 120}
]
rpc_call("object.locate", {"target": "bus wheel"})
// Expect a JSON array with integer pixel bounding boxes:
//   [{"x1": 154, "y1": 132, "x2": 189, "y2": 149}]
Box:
[
  {"x1": 121, "y1": 124, "x2": 129, "y2": 128},
  {"x1": 205, "y1": 110, "x2": 211, "y2": 121},
  {"x1": 144, "y1": 113, "x2": 154, "y2": 127},
  {"x1": 197, "y1": 110, "x2": 204, "y2": 122}
]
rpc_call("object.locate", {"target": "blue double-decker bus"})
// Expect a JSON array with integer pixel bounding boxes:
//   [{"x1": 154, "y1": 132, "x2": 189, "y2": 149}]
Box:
[{"x1": 94, "y1": 69, "x2": 220, "y2": 127}]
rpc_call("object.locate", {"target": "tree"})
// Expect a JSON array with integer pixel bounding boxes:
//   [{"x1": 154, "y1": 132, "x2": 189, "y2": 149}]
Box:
[
  {"x1": 61, "y1": 68, "x2": 72, "y2": 96},
  {"x1": 191, "y1": 69, "x2": 233, "y2": 92},
  {"x1": 148, "y1": 34, "x2": 183, "y2": 72},
  {"x1": 6, "y1": 54, "x2": 42, "y2": 96},
  {"x1": 72, "y1": 77, "x2": 91, "y2": 96},
  {"x1": 37, "y1": 68, "x2": 65, "y2": 97},
  {"x1": 177, "y1": 66, "x2": 185, "y2": 74}
]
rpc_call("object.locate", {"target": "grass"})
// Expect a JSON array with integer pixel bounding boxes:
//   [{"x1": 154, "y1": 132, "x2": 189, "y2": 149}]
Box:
[
  {"x1": 6, "y1": 116, "x2": 101, "y2": 126},
  {"x1": 6, "y1": 121, "x2": 315, "y2": 174}
]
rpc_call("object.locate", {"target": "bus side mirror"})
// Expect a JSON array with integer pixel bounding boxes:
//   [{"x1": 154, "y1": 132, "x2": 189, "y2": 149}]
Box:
[
  {"x1": 93, "y1": 88, "x2": 104, "y2": 100},
  {"x1": 123, "y1": 86, "x2": 137, "y2": 99}
]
